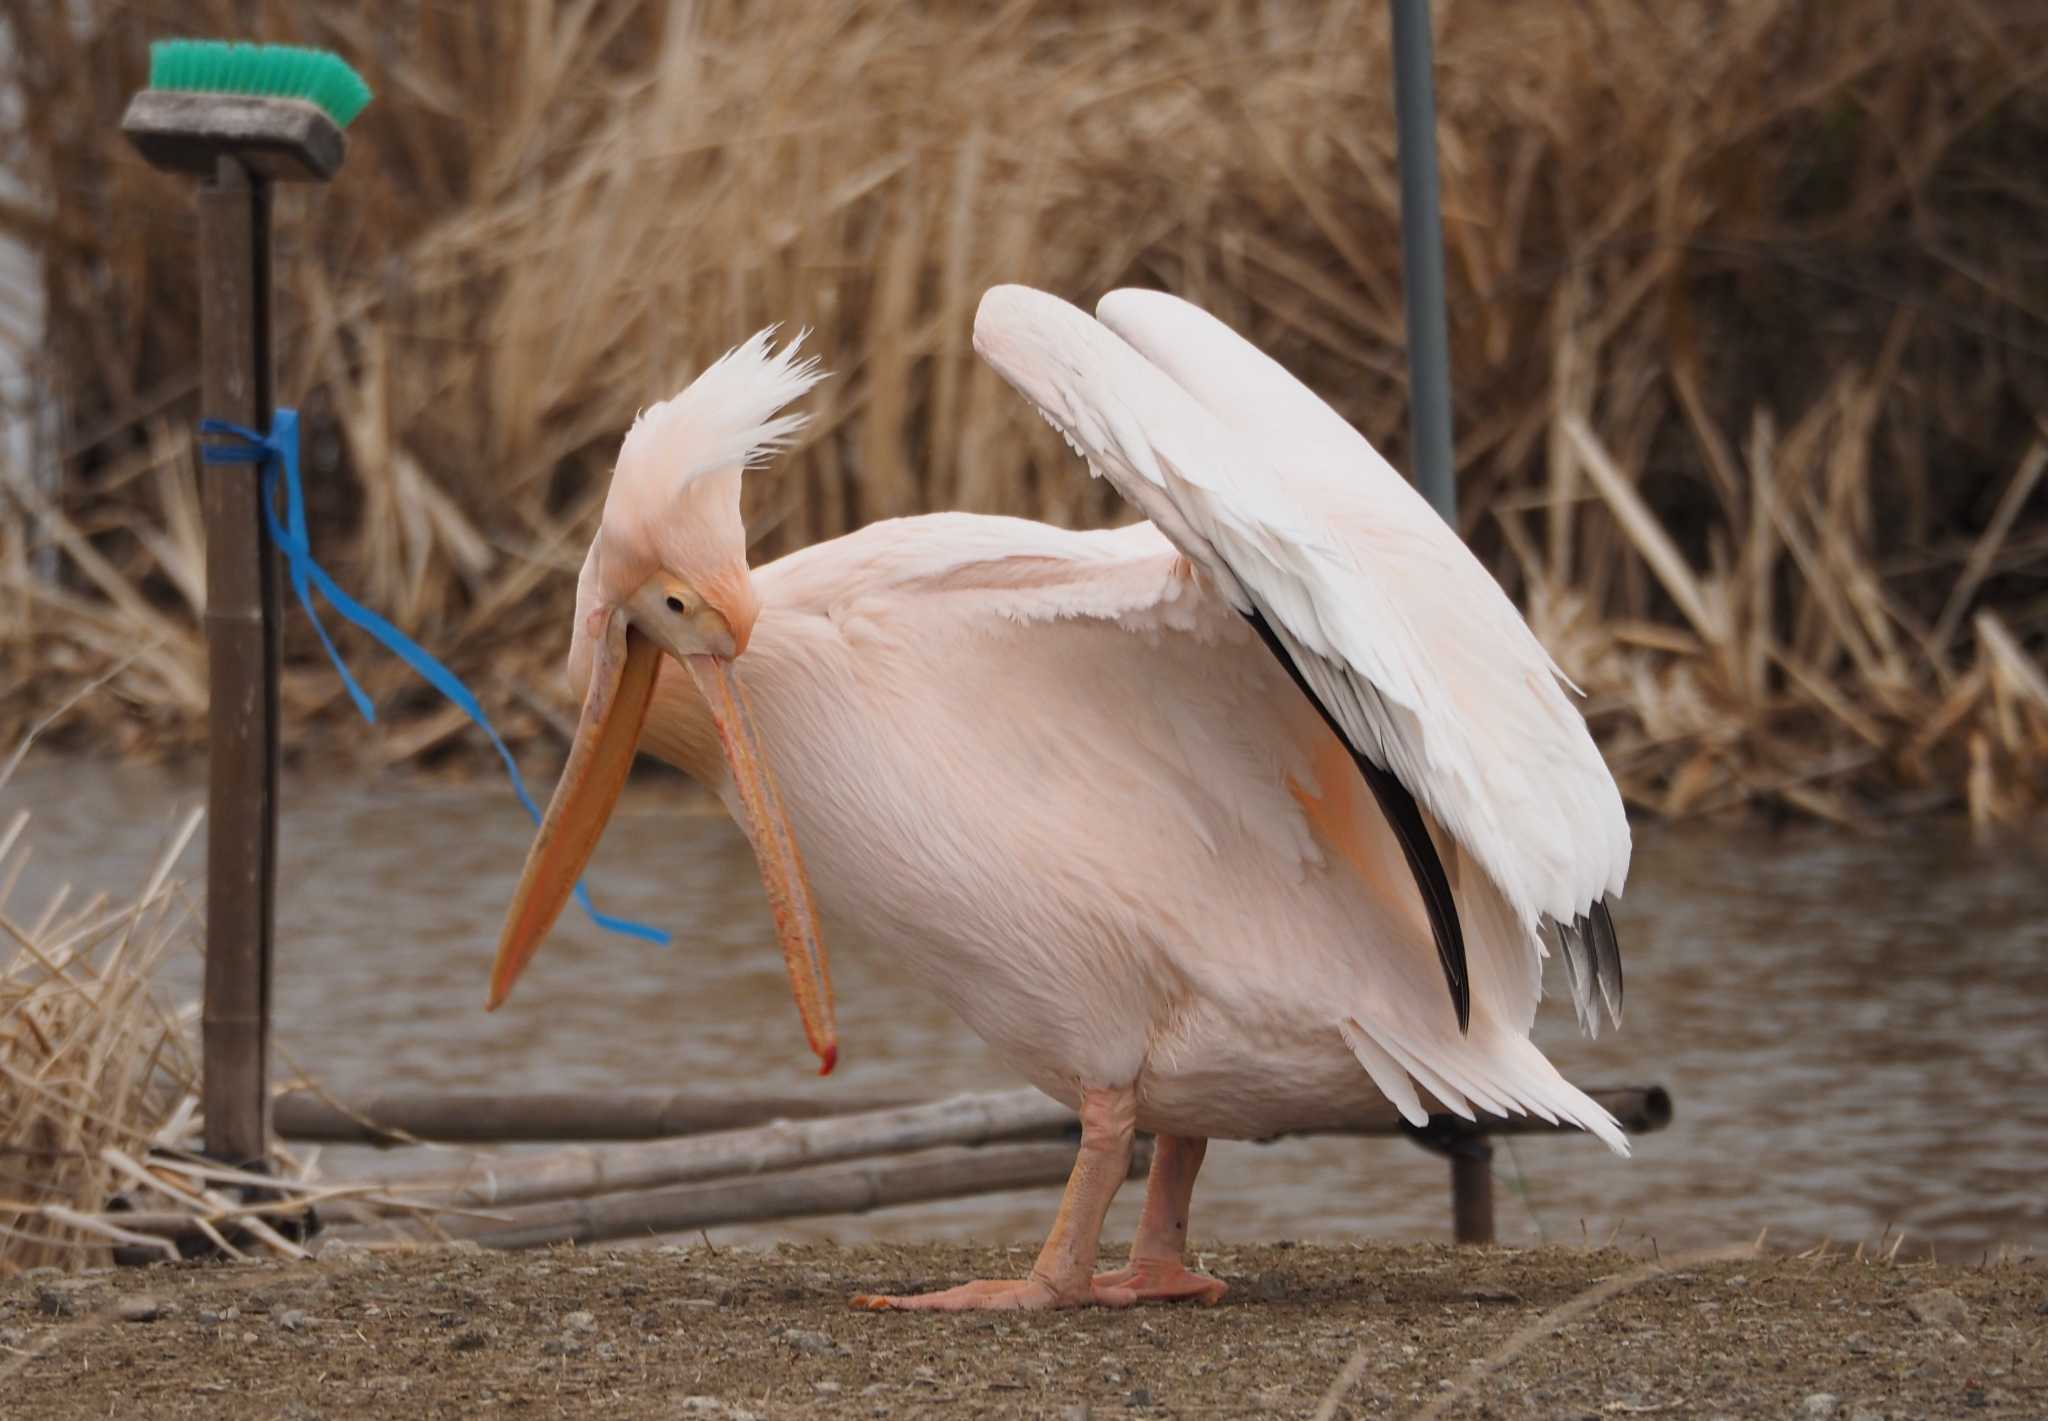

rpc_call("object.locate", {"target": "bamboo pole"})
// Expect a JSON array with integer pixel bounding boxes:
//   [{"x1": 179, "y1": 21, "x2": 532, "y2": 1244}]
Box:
[
  {"x1": 273, "y1": 1086, "x2": 918, "y2": 1145},
  {"x1": 279, "y1": 1084, "x2": 1672, "y2": 1147},
  {"x1": 332, "y1": 1139, "x2": 1152, "y2": 1251},
  {"x1": 364, "y1": 1090, "x2": 1084, "y2": 1214}
]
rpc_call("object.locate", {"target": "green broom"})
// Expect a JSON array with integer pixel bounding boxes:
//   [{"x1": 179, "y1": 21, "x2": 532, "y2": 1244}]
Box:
[{"x1": 124, "y1": 39, "x2": 372, "y2": 181}]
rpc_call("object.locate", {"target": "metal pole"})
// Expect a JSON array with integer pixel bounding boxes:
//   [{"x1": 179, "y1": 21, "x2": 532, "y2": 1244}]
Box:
[{"x1": 1388, "y1": 0, "x2": 1457, "y2": 524}]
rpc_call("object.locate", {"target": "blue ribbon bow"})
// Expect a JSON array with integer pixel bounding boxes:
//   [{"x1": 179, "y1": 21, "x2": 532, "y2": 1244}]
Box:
[{"x1": 198, "y1": 410, "x2": 667, "y2": 945}]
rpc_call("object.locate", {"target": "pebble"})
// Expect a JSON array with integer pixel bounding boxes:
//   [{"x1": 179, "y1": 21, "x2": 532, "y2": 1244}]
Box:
[
  {"x1": 778, "y1": 1326, "x2": 838, "y2": 1356},
  {"x1": 278, "y1": 1309, "x2": 310, "y2": 1332},
  {"x1": 1061, "y1": 1406, "x2": 1092, "y2": 1421},
  {"x1": 1800, "y1": 1394, "x2": 1840, "y2": 1419},
  {"x1": 562, "y1": 1310, "x2": 598, "y2": 1333},
  {"x1": 1457, "y1": 1287, "x2": 1520, "y2": 1304},
  {"x1": 1904, "y1": 1289, "x2": 1967, "y2": 1329},
  {"x1": 678, "y1": 1399, "x2": 724, "y2": 1414},
  {"x1": 450, "y1": 1331, "x2": 488, "y2": 1352},
  {"x1": 114, "y1": 1295, "x2": 164, "y2": 1323},
  {"x1": 541, "y1": 1337, "x2": 582, "y2": 1357},
  {"x1": 34, "y1": 1287, "x2": 77, "y2": 1319},
  {"x1": 240, "y1": 1330, "x2": 258, "y2": 1345},
  {"x1": 314, "y1": 1237, "x2": 374, "y2": 1264},
  {"x1": 0, "y1": 1326, "x2": 31, "y2": 1349},
  {"x1": 813, "y1": 1380, "x2": 841, "y2": 1395}
]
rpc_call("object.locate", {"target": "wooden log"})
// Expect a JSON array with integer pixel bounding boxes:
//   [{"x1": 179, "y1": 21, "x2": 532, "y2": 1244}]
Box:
[
  {"x1": 277, "y1": 1083, "x2": 1672, "y2": 1146},
  {"x1": 273, "y1": 1087, "x2": 918, "y2": 1146},
  {"x1": 364, "y1": 1090, "x2": 1083, "y2": 1214},
  {"x1": 334, "y1": 1139, "x2": 1151, "y2": 1251}
]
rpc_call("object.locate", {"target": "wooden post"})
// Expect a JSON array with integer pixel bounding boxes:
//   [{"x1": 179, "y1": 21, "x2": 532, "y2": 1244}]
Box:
[
  {"x1": 121, "y1": 85, "x2": 352, "y2": 1175},
  {"x1": 196, "y1": 157, "x2": 280, "y2": 1171},
  {"x1": 1447, "y1": 1135, "x2": 1494, "y2": 1245}
]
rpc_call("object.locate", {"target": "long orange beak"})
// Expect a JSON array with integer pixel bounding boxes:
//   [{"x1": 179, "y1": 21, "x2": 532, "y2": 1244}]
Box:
[
  {"x1": 484, "y1": 623, "x2": 838, "y2": 1075},
  {"x1": 685, "y1": 654, "x2": 836, "y2": 1074},
  {"x1": 487, "y1": 621, "x2": 660, "y2": 1013}
]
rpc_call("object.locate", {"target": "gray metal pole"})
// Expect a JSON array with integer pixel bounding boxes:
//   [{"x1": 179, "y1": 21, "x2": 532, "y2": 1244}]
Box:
[{"x1": 1388, "y1": 0, "x2": 1457, "y2": 524}]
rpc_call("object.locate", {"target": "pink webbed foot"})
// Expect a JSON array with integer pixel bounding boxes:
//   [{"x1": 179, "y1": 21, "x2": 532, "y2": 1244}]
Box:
[
  {"x1": 851, "y1": 1275, "x2": 1137, "y2": 1312},
  {"x1": 1091, "y1": 1257, "x2": 1228, "y2": 1305}
]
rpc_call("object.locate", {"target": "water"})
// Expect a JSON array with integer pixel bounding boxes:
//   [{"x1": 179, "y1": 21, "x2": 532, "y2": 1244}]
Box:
[{"x1": 6, "y1": 757, "x2": 2044, "y2": 1257}]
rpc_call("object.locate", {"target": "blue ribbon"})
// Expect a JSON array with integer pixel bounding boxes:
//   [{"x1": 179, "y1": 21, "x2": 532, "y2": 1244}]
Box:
[{"x1": 198, "y1": 410, "x2": 668, "y2": 945}]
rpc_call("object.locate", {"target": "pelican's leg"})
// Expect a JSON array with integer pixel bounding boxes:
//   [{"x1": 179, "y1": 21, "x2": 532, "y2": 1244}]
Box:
[
  {"x1": 853, "y1": 1084, "x2": 1137, "y2": 1311},
  {"x1": 1093, "y1": 1134, "x2": 1228, "y2": 1304}
]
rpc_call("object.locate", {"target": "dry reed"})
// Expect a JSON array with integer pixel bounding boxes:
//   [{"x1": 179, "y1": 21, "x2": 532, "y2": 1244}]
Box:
[
  {"x1": 2, "y1": 1, "x2": 2044, "y2": 821},
  {"x1": 0, "y1": 801, "x2": 204, "y2": 1271},
  {"x1": 0, "y1": 789, "x2": 460, "y2": 1273}
]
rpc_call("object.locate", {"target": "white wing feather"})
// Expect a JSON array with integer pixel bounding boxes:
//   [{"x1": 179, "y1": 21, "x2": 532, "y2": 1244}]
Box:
[{"x1": 972, "y1": 284, "x2": 1630, "y2": 951}]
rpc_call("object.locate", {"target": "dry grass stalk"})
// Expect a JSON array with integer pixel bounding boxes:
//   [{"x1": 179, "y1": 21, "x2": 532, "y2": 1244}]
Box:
[
  {"x1": 0, "y1": 0, "x2": 2042, "y2": 820},
  {"x1": 0, "y1": 800, "x2": 453, "y2": 1272},
  {"x1": 0, "y1": 807, "x2": 203, "y2": 1271}
]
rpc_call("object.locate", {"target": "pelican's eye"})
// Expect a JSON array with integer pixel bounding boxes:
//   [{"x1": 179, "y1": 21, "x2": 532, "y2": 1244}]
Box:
[{"x1": 665, "y1": 595, "x2": 687, "y2": 614}]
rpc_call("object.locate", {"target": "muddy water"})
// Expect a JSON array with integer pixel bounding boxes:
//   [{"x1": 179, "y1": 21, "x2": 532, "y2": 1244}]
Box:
[{"x1": 7, "y1": 758, "x2": 2045, "y2": 1256}]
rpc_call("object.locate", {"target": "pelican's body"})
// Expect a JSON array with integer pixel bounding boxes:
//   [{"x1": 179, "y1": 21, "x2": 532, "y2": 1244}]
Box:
[
  {"x1": 493, "y1": 286, "x2": 1631, "y2": 1310},
  {"x1": 632, "y1": 513, "x2": 1606, "y2": 1144}
]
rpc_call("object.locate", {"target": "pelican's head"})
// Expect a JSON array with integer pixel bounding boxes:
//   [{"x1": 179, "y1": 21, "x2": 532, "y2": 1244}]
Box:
[{"x1": 486, "y1": 330, "x2": 838, "y2": 1072}]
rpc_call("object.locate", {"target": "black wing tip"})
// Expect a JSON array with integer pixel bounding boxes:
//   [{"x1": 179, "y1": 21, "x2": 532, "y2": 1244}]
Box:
[
  {"x1": 1555, "y1": 898, "x2": 1623, "y2": 1037},
  {"x1": 1238, "y1": 606, "x2": 1471, "y2": 1034},
  {"x1": 1437, "y1": 905, "x2": 1471, "y2": 1035},
  {"x1": 1588, "y1": 897, "x2": 1623, "y2": 1025}
]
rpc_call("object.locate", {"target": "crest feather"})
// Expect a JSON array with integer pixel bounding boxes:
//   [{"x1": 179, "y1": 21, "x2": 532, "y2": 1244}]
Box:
[{"x1": 618, "y1": 327, "x2": 827, "y2": 496}]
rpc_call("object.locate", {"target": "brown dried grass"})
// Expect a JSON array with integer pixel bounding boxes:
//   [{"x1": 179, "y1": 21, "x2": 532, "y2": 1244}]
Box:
[
  {"x1": 0, "y1": 800, "x2": 202, "y2": 1271},
  {"x1": 0, "y1": 781, "x2": 457, "y2": 1274},
  {"x1": 2, "y1": 0, "x2": 2045, "y2": 821}
]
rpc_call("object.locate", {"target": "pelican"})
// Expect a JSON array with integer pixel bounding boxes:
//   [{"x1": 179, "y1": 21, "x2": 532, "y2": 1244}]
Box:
[{"x1": 487, "y1": 285, "x2": 1629, "y2": 1311}]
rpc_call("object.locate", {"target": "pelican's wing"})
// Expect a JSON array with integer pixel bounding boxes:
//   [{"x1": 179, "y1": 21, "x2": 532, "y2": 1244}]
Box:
[{"x1": 973, "y1": 285, "x2": 1628, "y2": 1034}]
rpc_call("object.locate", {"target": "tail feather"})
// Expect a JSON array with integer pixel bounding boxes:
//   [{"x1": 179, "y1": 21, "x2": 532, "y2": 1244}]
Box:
[
  {"x1": 1343, "y1": 1017, "x2": 1630, "y2": 1157},
  {"x1": 1366, "y1": 1030, "x2": 1477, "y2": 1123},
  {"x1": 1390, "y1": 1031, "x2": 1514, "y2": 1118},
  {"x1": 1339, "y1": 1019, "x2": 1428, "y2": 1127}
]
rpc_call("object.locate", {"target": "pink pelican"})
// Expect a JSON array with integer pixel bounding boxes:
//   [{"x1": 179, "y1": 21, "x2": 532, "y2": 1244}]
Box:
[{"x1": 488, "y1": 285, "x2": 1629, "y2": 1310}]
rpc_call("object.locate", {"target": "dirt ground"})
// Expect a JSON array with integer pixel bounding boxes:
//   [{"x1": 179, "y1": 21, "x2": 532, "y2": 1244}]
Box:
[{"x1": 1, "y1": 1240, "x2": 2040, "y2": 1419}]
